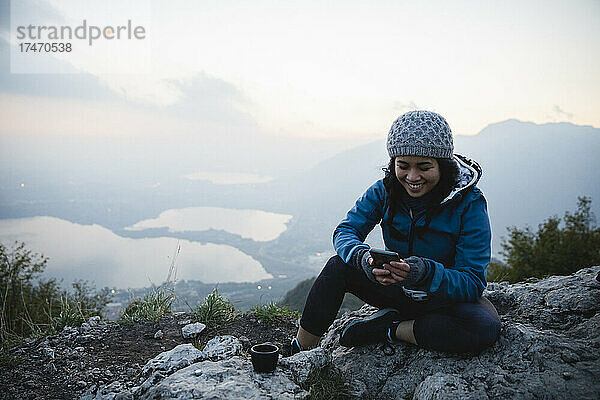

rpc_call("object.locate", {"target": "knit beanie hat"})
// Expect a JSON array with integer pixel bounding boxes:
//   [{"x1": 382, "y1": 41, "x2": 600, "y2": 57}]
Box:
[{"x1": 387, "y1": 110, "x2": 454, "y2": 159}]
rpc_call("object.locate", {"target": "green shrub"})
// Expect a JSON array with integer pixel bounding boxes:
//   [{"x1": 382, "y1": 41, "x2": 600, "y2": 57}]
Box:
[
  {"x1": 118, "y1": 285, "x2": 174, "y2": 324},
  {"x1": 496, "y1": 197, "x2": 600, "y2": 283},
  {"x1": 192, "y1": 288, "x2": 236, "y2": 325},
  {"x1": 486, "y1": 258, "x2": 511, "y2": 283},
  {"x1": 250, "y1": 301, "x2": 300, "y2": 324},
  {"x1": 49, "y1": 281, "x2": 111, "y2": 332},
  {"x1": 1, "y1": 242, "x2": 110, "y2": 339}
]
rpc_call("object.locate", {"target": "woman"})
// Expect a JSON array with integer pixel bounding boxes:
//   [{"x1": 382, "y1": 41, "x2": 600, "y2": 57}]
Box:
[{"x1": 290, "y1": 110, "x2": 501, "y2": 355}]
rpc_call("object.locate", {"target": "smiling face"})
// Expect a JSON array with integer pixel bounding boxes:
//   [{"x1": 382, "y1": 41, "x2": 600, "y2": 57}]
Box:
[{"x1": 395, "y1": 156, "x2": 441, "y2": 197}]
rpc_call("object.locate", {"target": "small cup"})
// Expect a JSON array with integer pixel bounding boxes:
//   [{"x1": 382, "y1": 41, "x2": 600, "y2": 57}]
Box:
[{"x1": 250, "y1": 343, "x2": 279, "y2": 373}]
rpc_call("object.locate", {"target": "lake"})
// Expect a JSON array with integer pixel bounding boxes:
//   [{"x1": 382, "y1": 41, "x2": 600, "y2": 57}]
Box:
[
  {"x1": 125, "y1": 206, "x2": 293, "y2": 242},
  {"x1": 0, "y1": 211, "x2": 291, "y2": 288}
]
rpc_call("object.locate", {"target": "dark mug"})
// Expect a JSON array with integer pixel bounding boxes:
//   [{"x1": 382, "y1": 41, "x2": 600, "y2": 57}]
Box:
[{"x1": 250, "y1": 343, "x2": 279, "y2": 373}]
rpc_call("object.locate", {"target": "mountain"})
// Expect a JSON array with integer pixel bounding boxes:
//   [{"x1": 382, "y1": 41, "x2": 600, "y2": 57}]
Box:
[{"x1": 279, "y1": 119, "x2": 600, "y2": 258}]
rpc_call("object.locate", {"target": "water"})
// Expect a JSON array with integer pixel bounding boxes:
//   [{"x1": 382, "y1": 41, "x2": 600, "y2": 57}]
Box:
[
  {"x1": 125, "y1": 206, "x2": 292, "y2": 242},
  {"x1": 0, "y1": 216, "x2": 274, "y2": 288}
]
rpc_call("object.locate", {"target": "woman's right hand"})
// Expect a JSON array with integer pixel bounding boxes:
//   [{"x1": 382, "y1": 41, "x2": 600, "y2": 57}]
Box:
[{"x1": 368, "y1": 257, "x2": 396, "y2": 285}]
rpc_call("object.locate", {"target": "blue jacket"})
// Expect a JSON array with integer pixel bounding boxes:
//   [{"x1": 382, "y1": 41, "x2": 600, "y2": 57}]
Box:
[{"x1": 333, "y1": 154, "x2": 491, "y2": 302}]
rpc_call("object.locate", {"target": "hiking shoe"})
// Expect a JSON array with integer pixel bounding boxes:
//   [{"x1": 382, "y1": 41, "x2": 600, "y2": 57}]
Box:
[
  {"x1": 339, "y1": 308, "x2": 401, "y2": 347},
  {"x1": 289, "y1": 337, "x2": 303, "y2": 356}
]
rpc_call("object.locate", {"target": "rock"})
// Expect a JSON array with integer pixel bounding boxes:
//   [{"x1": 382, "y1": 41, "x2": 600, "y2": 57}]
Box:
[
  {"x1": 61, "y1": 326, "x2": 79, "y2": 338},
  {"x1": 181, "y1": 322, "x2": 206, "y2": 338},
  {"x1": 42, "y1": 347, "x2": 55, "y2": 360},
  {"x1": 202, "y1": 335, "x2": 243, "y2": 360},
  {"x1": 320, "y1": 266, "x2": 600, "y2": 400},
  {"x1": 279, "y1": 347, "x2": 331, "y2": 386},
  {"x1": 136, "y1": 344, "x2": 206, "y2": 395},
  {"x1": 177, "y1": 319, "x2": 191, "y2": 326},
  {"x1": 80, "y1": 323, "x2": 92, "y2": 332},
  {"x1": 153, "y1": 330, "x2": 163, "y2": 340},
  {"x1": 129, "y1": 337, "x2": 331, "y2": 399},
  {"x1": 76, "y1": 334, "x2": 94, "y2": 344},
  {"x1": 88, "y1": 316, "x2": 101, "y2": 326},
  {"x1": 141, "y1": 344, "x2": 206, "y2": 379},
  {"x1": 413, "y1": 373, "x2": 488, "y2": 400},
  {"x1": 139, "y1": 357, "x2": 307, "y2": 400},
  {"x1": 79, "y1": 381, "x2": 133, "y2": 400}
]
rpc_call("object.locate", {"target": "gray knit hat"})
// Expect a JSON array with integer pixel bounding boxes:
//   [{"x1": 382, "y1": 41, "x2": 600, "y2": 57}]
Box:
[{"x1": 387, "y1": 110, "x2": 454, "y2": 159}]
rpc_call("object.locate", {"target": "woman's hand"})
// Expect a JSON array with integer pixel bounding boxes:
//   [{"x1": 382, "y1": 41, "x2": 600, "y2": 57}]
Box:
[
  {"x1": 370, "y1": 258, "x2": 411, "y2": 285},
  {"x1": 367, "y1": 257, "x2": 410, "y2": 285},
  {"x1": 385, "y1": 260, "x2": 411, "y2": 283}
]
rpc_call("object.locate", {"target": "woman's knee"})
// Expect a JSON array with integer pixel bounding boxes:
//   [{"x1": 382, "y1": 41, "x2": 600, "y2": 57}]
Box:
[
  {"x1": 450, "y1": 302, "x2": 502, "y2": 353},
  {"x1": 473, "y1": 311, "x2": 501, "y2": 353},
  {"x1": 321, "y1": 255, "x2": 353, "y2": 277}
]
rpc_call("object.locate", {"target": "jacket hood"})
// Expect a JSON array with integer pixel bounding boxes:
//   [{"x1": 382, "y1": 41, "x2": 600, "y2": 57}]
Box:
[{"x1": 440, "y1": 154, "x2": 483, "y2": 204}]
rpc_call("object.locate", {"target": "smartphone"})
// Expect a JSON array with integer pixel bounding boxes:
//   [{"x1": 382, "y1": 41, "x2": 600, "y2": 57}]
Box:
[{"x1": 369, "y1": 249, "x2": 401, "y2": 267}]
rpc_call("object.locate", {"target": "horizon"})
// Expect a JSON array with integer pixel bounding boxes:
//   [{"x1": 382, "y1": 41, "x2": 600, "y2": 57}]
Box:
[{"x1": 1, "y1": 0, "x2": 599, "y2": 143}]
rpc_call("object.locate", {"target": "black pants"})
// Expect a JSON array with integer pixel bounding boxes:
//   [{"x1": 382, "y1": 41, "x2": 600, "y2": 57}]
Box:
[{"x1": 300, "y1": 255, "x2": 501, "y2": 354}]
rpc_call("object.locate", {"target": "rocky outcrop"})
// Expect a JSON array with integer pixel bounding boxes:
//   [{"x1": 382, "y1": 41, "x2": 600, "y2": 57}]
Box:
[
  {"x1": 320, "y1": 266, "x2": 600, "y2": 400},
  {"x1": 78, "y1": 266, "x2": 599, "y2": 399},
  {"x1": 80, "y1": 339, "x2": 330, "y2": 400}
]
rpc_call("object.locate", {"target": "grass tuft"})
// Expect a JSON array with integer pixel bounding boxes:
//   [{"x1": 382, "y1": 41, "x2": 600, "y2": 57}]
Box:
[
  {"x1": 305, "y1": 365, "x2": 354, "y2": 400},
  {"x1": 192, "y1": 288, "x2": 236, "y2": 325},
  {"x1": 250, "y1": 301, "x2": 301, "y2": 324},
  {"x1": 50, "y1": 294, "x2": 88, "y2": 332},
  {"x1": 118, "y1": 285, "x2": 174, "y2": 324}
]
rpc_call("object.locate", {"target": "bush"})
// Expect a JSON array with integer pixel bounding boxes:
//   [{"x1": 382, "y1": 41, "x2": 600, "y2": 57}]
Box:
[
  {"x1": 1, "y1": 241, "x2": 52, "y2": 338},
  {"x1": 250, "y1": 302, "x2": 300, "y2": 324},
  {"x1": 490, "y1": 197, "x2": 600, "y2": 283},
  {"x1": 118, "y1": 285, "x2": 175, "y2": 324},
  {"x1": 50, "y1": 281, "x2": 111, "y2": 332},
  {"x1": 0, "y1": 242, "x2": 110, "y2": 339},
  {"x1": 192, "y1": 288, "x2": 236, "y2": 325}
]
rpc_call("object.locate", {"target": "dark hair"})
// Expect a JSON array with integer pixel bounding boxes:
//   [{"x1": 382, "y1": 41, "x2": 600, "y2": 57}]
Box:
[{"x1": 382, "y1": 156, "x2": 459, "y2": 220}]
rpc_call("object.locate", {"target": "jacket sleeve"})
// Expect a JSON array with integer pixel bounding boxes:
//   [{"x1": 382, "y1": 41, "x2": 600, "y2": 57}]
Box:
[
  {"x1": 425, "y1": 190, "x2": 491, "y2": 301},
  {"x1": 333, "y1": 180, "x2": 386, "y2": 264}
]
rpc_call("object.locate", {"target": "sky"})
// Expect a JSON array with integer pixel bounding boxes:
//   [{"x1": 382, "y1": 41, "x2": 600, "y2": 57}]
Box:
[{"x1": 0, "y1": 0, "x2": 599, "y2": 142}]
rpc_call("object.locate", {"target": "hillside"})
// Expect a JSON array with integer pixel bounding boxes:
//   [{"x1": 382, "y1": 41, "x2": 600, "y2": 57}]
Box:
[
  {"x1": 280, "y1": 276, "x2": 365, "y2": 317},
  {"x1": 2, "y1": 267, "x2": 598, "y2": 399}
]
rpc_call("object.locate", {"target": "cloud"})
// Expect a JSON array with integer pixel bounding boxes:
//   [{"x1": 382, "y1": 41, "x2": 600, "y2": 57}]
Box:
[
  {"x1": 165, "y1": 73, "x2": 255, "y2": 126},
  {"x1": 552, "y1": 105, "x2": 574, "y2": 120}
]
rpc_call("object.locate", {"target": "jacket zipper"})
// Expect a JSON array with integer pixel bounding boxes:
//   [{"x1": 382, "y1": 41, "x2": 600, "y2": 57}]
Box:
[{"x1": 408, "y1": 209, "x2": 416, "y2": 254}]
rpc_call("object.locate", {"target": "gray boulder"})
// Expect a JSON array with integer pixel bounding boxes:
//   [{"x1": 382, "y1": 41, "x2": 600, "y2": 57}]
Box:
[
  {"x1": 136, "y1": 344, "x2": 207, "y2": 396},
  {"x1": 141, "y1": 344, "x2": 206, "y2": 379},
  {"x1": 279, "y1": 347, "x2": 331, "y2": 386},
  {"x1": 180, "y1": 322, "x2": 206, "y2": 339},
  {"x1": 320, "y1": 266, "x2": 600, "y2": 400},
  {"x1": 139, "y1": 357, "x2": 306, "y2": 400},
  {"x1": 202, "y1": 335, "x2": 243, "y2": 360}
]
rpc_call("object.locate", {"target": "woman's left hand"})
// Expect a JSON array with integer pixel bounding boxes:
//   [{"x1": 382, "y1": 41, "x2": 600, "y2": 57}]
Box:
[
  {"x1": 372, "y1": 267, "x2": 396, "y2": 285},
  {"x1": 383, "y1": 260, "x2": 410, "y2": 283}
]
